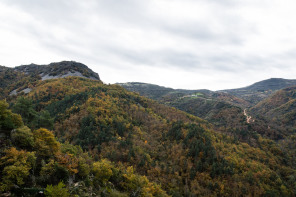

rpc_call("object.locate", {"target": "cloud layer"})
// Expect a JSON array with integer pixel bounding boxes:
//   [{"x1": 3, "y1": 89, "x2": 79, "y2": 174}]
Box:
[{"x1": 1, "y1": 0, "x2": 296, "y2": 90}]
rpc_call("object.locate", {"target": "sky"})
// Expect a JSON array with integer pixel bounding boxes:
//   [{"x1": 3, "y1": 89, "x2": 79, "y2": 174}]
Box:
[{"x1": 1, "y1": 0, "x2": 296, "y2": 90}]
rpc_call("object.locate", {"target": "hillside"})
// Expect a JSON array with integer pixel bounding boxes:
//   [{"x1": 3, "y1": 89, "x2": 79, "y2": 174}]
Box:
[
  {"x1": 0, "y1": 63, "x2": 296, "y2": 196},
  {"x1": 118, "y1": 82, "x2": 285, "y2": 142},
  {"x1": 118, "y1": 82, "x2": 249, "y2": 123},
  {"x1": 118, "y1": 80, "x2": 295, "y2": 141},
  {"x1": 119, "y1": 78, "x2": 296, "y2": 107},
  {"x1": 0, "y1": 99, "x2": 168, "y2": 197},
  {"x1": 221, "y1": 78, "x2": 296, "y2": 104},
  {"x1": 117, "y1": 82, "x2": 212, "y2": 101},
  {"x1": 251, "y1": 86, "x2": 296, "y2": 129},
  {"x1": 0, "y1": 77, "x2": 295, "y2": 196}
]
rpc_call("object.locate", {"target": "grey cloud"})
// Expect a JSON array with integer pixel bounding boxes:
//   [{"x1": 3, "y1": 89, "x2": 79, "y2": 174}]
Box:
[
  {"x1": 3, "y1": 0, "x2": 79, "y2": 22},
  {"x1": 207, "y1": 0, "x2": 240, "y2": 7},
  {"x1": 94, "y1": 0, "x2": 147, "y2": 21},
  {"x1": 162, "y1": 51, "x2": 201, "y2": 69},
  {"x1": 162, "y1": 22, "x2": 246, "y2": 45},
  {"x1": 1, "y1": 0, "x2": 295, "y2": 90}
]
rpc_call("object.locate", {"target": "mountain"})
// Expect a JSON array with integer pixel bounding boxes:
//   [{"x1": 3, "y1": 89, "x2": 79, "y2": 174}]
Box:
[
  {"x1": 0, "y1": 61, "x2": 100, "y2": 99},
  {"x1": 118, "y1": 80, "x2": 295, "y2": 141},
  {"x1": 0, "y1": 62, "x2": 296, "y2": 196},
  {"x1": 117, "y1": 83, "x2": 261, "y2": 141},
  {"x1": 221, "y1": 78, "x2": 296, "y2": 104}
]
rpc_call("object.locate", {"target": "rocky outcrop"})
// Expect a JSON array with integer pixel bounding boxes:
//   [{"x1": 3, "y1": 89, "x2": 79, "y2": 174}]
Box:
[{"x1": 15, "y1": 61, "x2": 100, "y2": 81}]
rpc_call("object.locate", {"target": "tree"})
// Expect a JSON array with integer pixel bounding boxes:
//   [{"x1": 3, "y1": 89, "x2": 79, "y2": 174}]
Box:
[
  {"x1": 11, "y1": 126, "x2": 34, "y2": 149},
  {"x1": 45, "y1": 181, "x2": 70, "y2": 197},
  {"x1": 33, "y1": 128, "x2": 60, "y2": 157},
  {"x1": 34, "y1": 110, "x2": 54, "y2": 130},
  {"x1": 77, "y1": 115, "x2": 97, "y2": 150},
  {"x1": 93, "y1": 159, "x2": 113, "y2": 185},
  {"x1": 0, "y1": 148, "x2": 36, "y2": 192},
  {"x1": 12, "y1": 97, "x2": 37, "y2": 126},
  {"x1": 0, "y1": 100, "x2": 23, "y2": 132}
]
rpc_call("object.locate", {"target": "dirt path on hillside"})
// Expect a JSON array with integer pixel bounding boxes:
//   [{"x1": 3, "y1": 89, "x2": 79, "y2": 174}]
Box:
[{"x1": 244, "y1": 109, "x2": 254, "y2": 123}]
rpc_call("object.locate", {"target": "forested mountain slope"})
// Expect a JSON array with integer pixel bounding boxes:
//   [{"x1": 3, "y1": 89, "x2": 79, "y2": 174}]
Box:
[
  {"x1": 118, "y1": 82, "x2": 288, "y2": 143},
  {"x1": 251, "y1": 86, "x2": 296, "y2": 129},
  {"x1": 1, "y1": 73, "x2": 295, "y2": 196},
  {"x1": 118, "y1": 82, "x2": 250, "y2": 127},
  {"x1": 221, "y1": 78, "x2": 296, "y2": 104},
  {"x1": 119, "y1": 78, "x2": 296, "y2": 108},
  {"x1": 119, "y1": 78, "x2": 296, "y2": 107},
  {"x1": 117, "y1": 82, "x2": 212, "y2": 101},
  {"x1": 0, "y1": 99, "x2": 168, "y2": 197}
]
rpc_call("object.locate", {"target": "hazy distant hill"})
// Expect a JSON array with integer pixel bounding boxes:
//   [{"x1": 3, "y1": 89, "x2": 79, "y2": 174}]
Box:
[
  {"x1": 221, "y1": 78, "x2": 296, "y2": 104},
  {"x1": 119, "y1": 78, "x2": 296, "y2": 106},
  {"x1": 117, "y1": 82, "x2": 212, "y2": 100}
]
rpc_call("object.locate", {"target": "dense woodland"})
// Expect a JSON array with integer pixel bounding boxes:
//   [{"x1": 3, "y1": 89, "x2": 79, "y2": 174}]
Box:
[{"x1": 1, "y1": 63, "x2": 296, "y2": 196}]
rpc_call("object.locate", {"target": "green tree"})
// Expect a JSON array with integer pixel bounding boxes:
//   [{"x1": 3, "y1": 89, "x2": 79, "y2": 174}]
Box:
[
  {"x1": 34, "y1": 110, "x2": 54, "y2": 130},
  {"x1": 12, "y1": 97, "x2": 37, "y2": 126},
  {"x1": 77, "y1": 115, "x2": 97, "y2": 150},
  {"x1": 0, "y1": 148, "x2": 36, "y2": 192},
  {"x1": 0, "y1": 100, "x2": 23, "y2": 132},
  {"x1": 11, "y1": 126, "x2": 35, "y2": 149}
]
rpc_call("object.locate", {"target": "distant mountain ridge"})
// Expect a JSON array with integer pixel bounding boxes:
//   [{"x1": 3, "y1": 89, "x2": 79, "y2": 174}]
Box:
[
  {"x1": 221, "y1": 78, "x2": 296, "y2": 104},
  {"x1": 119, "y1": 78, "x2": 296, "y2": 105},
  {"x1": 117, "y1": 82, "x2": 211, "y2": 100},
  {"x1": 226, "y1": 78, "x2": 296, "y2": 92}
]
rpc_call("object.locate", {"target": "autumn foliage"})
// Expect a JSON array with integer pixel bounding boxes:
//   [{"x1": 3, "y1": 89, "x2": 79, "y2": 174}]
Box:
[{"x1": 0, "y1": 77, "x2": 295, "y2": 196}]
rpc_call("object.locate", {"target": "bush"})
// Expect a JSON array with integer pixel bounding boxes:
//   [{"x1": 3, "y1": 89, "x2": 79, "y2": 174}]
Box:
[
  {"x1": 93, "y1": 159, "x2": 113, "y2": 185},
  {"x1": 45, "y1": 181, "x2": 70, "y2": 197},
  {"x1": 11, "y1": 126, "x2": 34, "y2": 149}
]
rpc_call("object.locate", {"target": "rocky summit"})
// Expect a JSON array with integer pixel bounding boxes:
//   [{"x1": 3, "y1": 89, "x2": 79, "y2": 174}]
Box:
[{"x1": 15, "y1": 61, "x2": 100, "y2": 81}]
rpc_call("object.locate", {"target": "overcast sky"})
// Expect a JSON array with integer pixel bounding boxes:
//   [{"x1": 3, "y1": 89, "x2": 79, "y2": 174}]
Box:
[{"x1": 1, "y1": 0, "x2": 296, "y2": 90}]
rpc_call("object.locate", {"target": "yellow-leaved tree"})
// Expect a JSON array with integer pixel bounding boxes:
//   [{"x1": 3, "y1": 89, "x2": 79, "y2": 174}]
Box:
[
  {"x1": 33, "y1": 128, "x2": 60, "y2": 157},
  {"x1": 0, "y1": 147, "x2": 36, "y2": 191}
]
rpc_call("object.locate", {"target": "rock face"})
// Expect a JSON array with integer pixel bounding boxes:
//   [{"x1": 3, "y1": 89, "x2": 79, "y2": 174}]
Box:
[{"x1": 15, "y1": 61, "x2": 100, "y2": 81}]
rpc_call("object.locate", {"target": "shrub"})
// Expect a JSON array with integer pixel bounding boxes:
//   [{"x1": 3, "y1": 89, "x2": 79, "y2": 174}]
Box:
[
  {"x1": 44, "y1": 181, "x2": 70, "y2": 197},
  {"x1": 11, "y1": 126, "x2": 34, "y2": 149}
]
